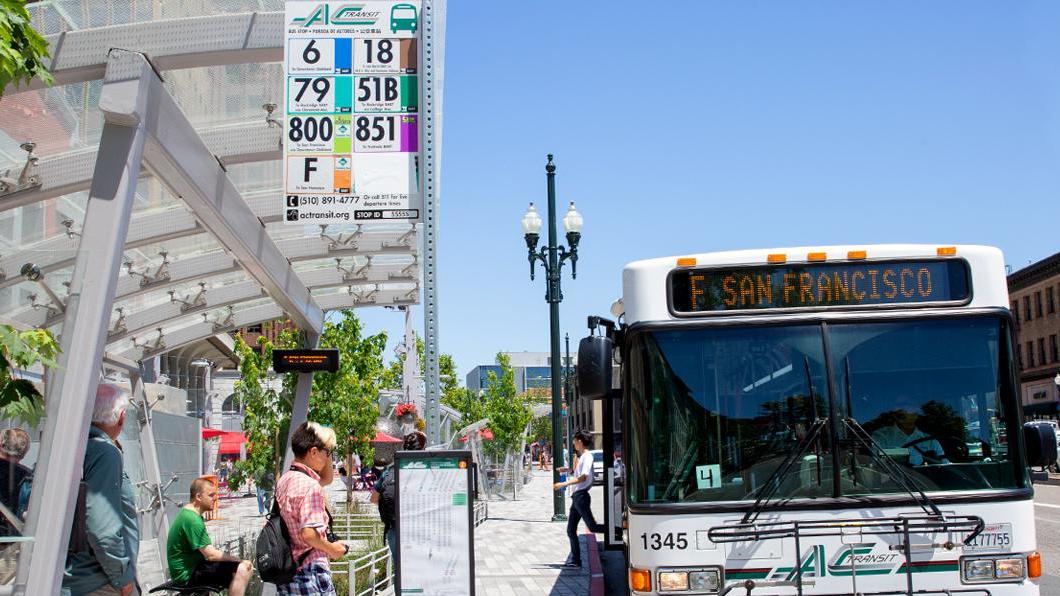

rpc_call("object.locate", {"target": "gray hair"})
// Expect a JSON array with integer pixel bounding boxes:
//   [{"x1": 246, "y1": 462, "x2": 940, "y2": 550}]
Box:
[
  {"x1": 0, "y1": 428, "x2": 30, "y2": 460},
  {"x1": 92, "y1": 383, "x2": 129, "y2": 426}
]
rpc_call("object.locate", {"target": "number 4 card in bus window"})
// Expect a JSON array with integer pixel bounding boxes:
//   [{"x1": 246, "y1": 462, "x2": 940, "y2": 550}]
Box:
[{"x1": 695, "y1": 464, "x2": 722, "y2": 490}]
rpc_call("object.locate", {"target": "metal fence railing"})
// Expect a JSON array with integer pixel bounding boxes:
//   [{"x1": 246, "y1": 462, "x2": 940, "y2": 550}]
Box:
[{"x1": 330, "y1": 546, "x2": 394, "y2": 596}]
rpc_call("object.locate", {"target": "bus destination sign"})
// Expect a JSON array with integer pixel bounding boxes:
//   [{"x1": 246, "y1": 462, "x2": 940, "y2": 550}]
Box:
[
  {"x1": 273, "y1": 349, "x2": 340, "y2": 373},
  {"x1": 670, "y1": 259, "x2": 969, "y2": 313}
]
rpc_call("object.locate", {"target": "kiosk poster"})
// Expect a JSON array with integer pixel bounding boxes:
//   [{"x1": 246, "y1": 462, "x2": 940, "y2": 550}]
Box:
[
  {"x1": 284, "y1": 1, "x2": 423, "y2": 225},
  {"x1": 395, "y1": 450, "x2": 474, "y2": 596}
]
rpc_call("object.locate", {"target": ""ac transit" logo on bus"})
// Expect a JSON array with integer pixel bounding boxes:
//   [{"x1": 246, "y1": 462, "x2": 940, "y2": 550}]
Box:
[
  {"x1": 769, "y1": 545, "x2": 903, "y2": 580},
  {"x1": 291, "y1": 4, "x2": 383, "y2": 27}
]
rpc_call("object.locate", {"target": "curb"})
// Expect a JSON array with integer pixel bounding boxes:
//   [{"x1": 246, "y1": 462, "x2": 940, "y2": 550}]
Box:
[{"x1": 586, "y1": 531, "x2": 605, "y2": 596}]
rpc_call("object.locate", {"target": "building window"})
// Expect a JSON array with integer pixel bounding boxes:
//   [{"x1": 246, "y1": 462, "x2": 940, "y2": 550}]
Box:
[
  {"x1": 1034, "y1": 391, "x2": 1048, "y2": 401},
  {"x1": 1052, "y1": 334, "x2": 1059, "y2": 363},
  {"x1": 1024, "y1": 296, "x2": 1032, "y2": 321},
  {"x1": 1012, "y1": 301, "x2": 1020, "y2": 329},
  {"x1": 1039, "y1": 337, "x2": 1047, "y2": 365},
  {"x1": 1035, "y1": 291, "x2": 1043, "y2": 318},
  {"x1": 1049, "y1": 286, "x2": 1056, "y2": 314},
  {"x1": 1017, "y1": 344, "x2": 1024, "y2": 370},
  {"x1": 1027, "y1": 341, "x2": 1035, "y2": 368}
]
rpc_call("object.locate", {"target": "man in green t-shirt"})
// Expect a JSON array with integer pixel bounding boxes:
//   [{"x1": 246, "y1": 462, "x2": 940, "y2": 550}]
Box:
[{"x1": 167, "y1": 478, "x2": 252, "y2": 594}]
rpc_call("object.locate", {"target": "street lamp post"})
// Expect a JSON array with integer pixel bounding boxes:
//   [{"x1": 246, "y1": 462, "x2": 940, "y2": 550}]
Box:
[{"x1": 522, "y1": 154, "x2": 583, "y2": 521}]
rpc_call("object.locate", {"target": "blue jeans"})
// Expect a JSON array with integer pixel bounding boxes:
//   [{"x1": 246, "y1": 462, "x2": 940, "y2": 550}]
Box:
[
  {"x1": 256, "y1": 486, "x2": 271, "y2": 515},
  {"x1": 566, "y1": 489, "x2": 605, "y2": 564},
  {"x1": 386, "y1": 527, "x2": 396, "y2": 564}
]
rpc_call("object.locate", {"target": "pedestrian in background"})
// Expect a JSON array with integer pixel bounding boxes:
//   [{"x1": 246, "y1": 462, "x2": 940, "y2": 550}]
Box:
[
  {"x1": 63, "y1": 383, "x2": 140, "y2": 596},
  {"x1": 553, "y1": 430, "x2": 605, "y2": 569},
  {"x1": 373, "y1": 431, "x2": 426, "y2": 566},
  {"x1": 273, "y1": 422, "x2": 348, "y2": 596},
  {"x1": 0, "y1": 428, "x2": 31, "y2": 583},
  {"x1": 254, "y1": 470, "x2": 274, "y2": 516}
]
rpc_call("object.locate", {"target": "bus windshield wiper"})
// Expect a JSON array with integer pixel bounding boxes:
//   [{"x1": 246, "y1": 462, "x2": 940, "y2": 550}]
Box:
[
  {"x1": 841, "y1": 417, "x2": 942, "y2": 518},
  {"x1": 742, "y1": 417, "x2": 827, "y2": 524},
  {"x1": 742, "y1": 357, "x2": 826, "y2": 525}
]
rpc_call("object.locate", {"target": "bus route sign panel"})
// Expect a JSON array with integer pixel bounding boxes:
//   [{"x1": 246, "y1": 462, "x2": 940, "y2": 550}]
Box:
[
  {"x1": 284, "y1": 1, "x2": 423, "y2": 225},
  {"x1": 670, "y1": 259, "x2": 970, "y2": 313}
]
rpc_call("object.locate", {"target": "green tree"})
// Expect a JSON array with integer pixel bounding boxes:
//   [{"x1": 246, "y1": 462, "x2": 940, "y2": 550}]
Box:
[
  {"x1": 227, "y1": 329, "x2": 299, "y2": 493},
  {"x1": 382, "y1": 335, "x2": 460, "y2": 400},
  {"x1": 528, "y1": 415, "x2": 551, "y2": 443},
  {"x1": 441, "y1": 386, "x2": 484, "y2": 427},
  {"x1": 309, "y1": 310, "x2": 388, "y2": 507},
  {"x1": 0, "y1": 1, "x2": 53, "y2": 95},
  {"x1": 0, "y1": 325, "x2": 59, "y2": 426},
  {"x1": 479, "y1": 353, "x2": 533, "y2": 458}
]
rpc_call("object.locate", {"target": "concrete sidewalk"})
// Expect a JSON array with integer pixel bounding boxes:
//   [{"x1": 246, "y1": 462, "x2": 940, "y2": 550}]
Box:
[{"x1": 475, "y1": 468, "x2": 598, "y2": 595}]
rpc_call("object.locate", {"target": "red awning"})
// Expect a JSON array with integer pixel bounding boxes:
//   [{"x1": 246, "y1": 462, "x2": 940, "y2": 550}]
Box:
[
  {"x1": 458, "y1": 428, "x2": 494, "y2": 442},
  {"x1": 218, "y1": 431, "x2": 248, "y2": 455},
  {"x1": 372, "y1": 431, "x2": 402, "y2": 443},
  {"x1": 202, "y1": 428, "x2": 224, "y2": 440}
]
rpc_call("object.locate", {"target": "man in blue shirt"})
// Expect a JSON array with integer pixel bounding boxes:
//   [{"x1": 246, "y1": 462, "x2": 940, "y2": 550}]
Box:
[{"x1": 63, "y1": 383, "x2": 140, "y2": 596}]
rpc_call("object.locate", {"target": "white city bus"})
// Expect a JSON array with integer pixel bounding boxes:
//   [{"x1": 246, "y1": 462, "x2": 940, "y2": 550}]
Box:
[{"x1": 577, "y1": 244, "x2": 1054, "y2": 596}]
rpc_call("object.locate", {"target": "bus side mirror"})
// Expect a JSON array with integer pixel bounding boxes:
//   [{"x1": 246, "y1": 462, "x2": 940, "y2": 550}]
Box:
[
  {"x1": 577, "y1": 334, "x2": 613, "y2": 400},
  {"x1": 1023, "y1": 422, "x2": 1058, "y2": 469}
]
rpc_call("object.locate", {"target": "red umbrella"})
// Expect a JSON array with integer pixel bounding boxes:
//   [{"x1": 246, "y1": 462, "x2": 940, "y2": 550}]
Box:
[{"x1": 372, "y1": 431, "x2": 402, "y2": 443}]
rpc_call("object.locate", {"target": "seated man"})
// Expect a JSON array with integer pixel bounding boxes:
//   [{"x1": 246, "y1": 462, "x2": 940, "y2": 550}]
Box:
[
  {"x1": 871, "y1": 404, "x2": 949, "y2": 466},
  {"x1": 167, "y1": 478, "x2": 252, "y2": 594}
]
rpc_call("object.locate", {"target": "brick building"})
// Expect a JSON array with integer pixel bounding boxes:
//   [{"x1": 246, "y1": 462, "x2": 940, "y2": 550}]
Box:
[{"x1": 1008, "y1": 251, "x2": 1060, "y2": 418}]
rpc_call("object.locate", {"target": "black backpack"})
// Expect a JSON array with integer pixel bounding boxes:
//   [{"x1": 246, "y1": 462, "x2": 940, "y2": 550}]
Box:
[
  {"x1": 377, "y1": 467, "x2": 396, "y2": 531},
  {"x1": 255, "y1": 468, "x2": 311, "y2": 584}
]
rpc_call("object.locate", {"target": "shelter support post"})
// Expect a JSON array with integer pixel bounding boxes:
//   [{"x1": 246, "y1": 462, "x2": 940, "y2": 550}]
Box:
[
  {"x1": 16, "y1": 49, "x2": 152, "y2": 595},
  {"x1": 130, "y1": 370, "x2": 171, "y2": 576},
  {"x1": 283, "y1": 330, "x2": 321, "y2": 471},
  {"x1": 421, "y1": 0, "x2": 442, "y2": 445}
]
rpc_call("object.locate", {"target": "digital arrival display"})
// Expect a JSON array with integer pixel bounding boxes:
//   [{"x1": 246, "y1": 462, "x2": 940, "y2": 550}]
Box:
[{"x1": 670, "y1": 260, "x2": 970, "y2": 313}]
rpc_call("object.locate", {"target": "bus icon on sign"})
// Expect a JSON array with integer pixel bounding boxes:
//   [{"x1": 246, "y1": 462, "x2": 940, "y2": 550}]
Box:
[{"x1": 390, "y1": 4, "x2": 417, "y2": 34}]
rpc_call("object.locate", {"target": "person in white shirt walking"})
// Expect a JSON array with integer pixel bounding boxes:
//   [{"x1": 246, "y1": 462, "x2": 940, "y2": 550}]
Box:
[{"x1": 553, "y1": 430, "x2": 605, "y2": 568}]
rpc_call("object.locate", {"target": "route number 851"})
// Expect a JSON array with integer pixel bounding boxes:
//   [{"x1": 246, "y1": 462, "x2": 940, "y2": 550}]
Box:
[{"x1": 640, "y1": 532, "x2": 689, "y2": 550}]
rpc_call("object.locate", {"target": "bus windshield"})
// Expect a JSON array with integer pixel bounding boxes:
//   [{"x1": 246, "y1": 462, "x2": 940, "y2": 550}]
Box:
[{"x1": 627, "y1": 315, "x2": 1024, "y2": 505}]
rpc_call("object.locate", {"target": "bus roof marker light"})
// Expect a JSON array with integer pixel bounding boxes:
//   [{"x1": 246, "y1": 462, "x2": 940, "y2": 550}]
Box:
[
  {"x1": 937, "y1": 246, "x2": 957, "y2": 256},
  {"x1": 847, "y1": 250, "x2": 867, "y2": 260},
  {"x1": 676, "y1": 257, "x2": 696, "y2": 267},
  {"x1": 807, "y1": 252, "x2": 827, "y2": 262},
  {"x1": 767, "y1": 253, "x2": 786, "y2": 264}
]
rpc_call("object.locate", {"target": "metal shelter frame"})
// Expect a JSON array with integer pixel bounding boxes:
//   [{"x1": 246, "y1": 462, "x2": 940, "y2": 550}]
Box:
[{"x1": 0, "y1": 1, "x2": 447, "y2": 592}]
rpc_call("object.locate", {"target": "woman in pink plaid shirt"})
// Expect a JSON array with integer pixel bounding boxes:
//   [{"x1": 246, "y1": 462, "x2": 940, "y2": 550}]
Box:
[{"x1": 274, "y1": 422, "x2": 349, "y2": 595}]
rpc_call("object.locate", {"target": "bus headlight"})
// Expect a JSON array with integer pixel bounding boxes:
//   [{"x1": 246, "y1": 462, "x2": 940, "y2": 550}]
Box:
[
  {"x1": 689, "y1": 570, "x2": 721, "y2": 591},
  {"x1": 659, "y1": 572, "x2": 689, "y2": 591},
  {"x1": 657, "y1": 567, "x2": 722, "y2": 593},
  {"x1": 961, "y1": 555, "x2": 1027, "y2": 583}
]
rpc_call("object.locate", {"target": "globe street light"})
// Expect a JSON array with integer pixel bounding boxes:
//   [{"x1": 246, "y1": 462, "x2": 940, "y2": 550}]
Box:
[{"x1": 522, "y1": 154, "x2": 583, "y2": 521}]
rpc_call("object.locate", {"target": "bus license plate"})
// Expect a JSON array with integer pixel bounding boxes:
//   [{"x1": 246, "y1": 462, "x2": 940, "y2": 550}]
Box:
[{"x1": 966, "y1": 523, "x2": 1012, "y2": 551}]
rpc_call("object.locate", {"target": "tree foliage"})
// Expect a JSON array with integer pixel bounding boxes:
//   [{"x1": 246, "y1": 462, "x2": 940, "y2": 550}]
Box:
[
  {"x1": 227, "y1": 328, "x2": 299, "y2": 492},
  {"x1": 528, "y1": 415, "x2": 552, "y2": 443},
  {"x1": 0, "y1": 1, "x2": 53, "y2": 95},
  {"x1": 0, "y1": 325, "x2": 59, "y2": 427},
  {"x1": 228, "y1": 312, "x2": 389, "y2": 493},
  {"x1": 310, "y1": 310, "x2": 387, "y2": 464},
  {"x1": 478, "y1": 353, "x2": 533, "y2": 457}
]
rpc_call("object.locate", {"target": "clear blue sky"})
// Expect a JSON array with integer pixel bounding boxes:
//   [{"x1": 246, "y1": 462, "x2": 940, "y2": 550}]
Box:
[{"x1": 357, "y1": 1, "x2": 1060, "y2": 381}]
